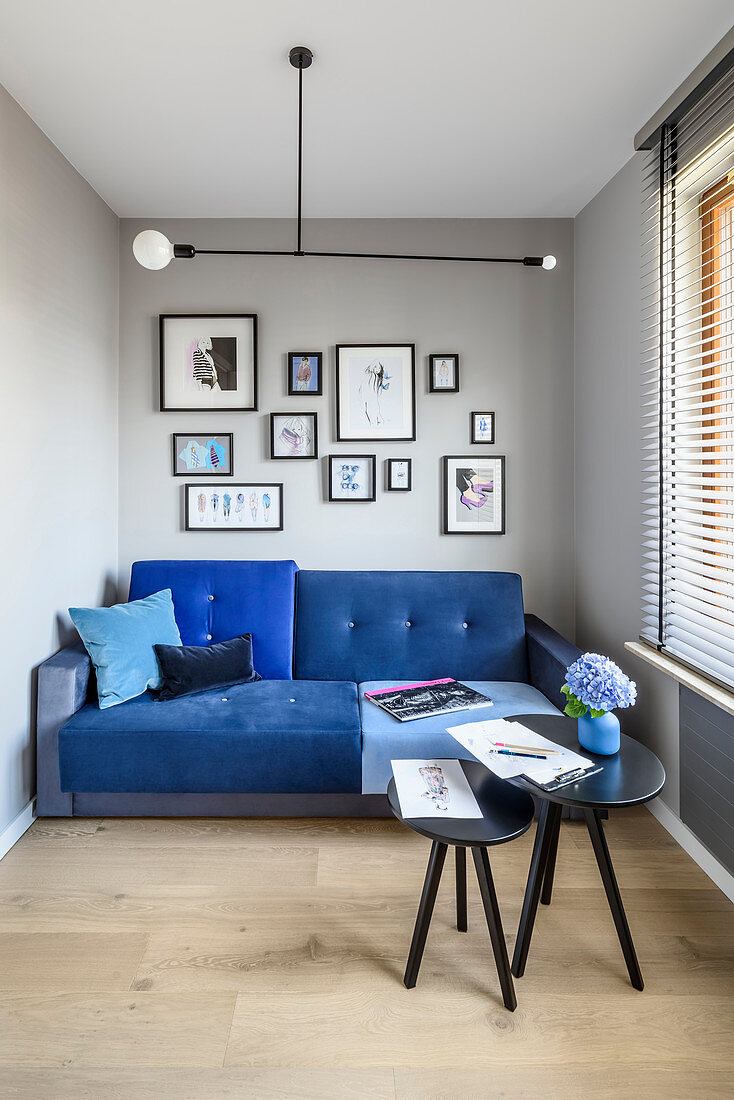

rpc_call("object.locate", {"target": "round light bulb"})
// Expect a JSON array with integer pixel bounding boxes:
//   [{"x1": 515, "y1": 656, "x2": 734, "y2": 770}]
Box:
[
  {"x1": 542, "y1": 254, "x2": 557, "y2": 271},
  {"x1": 132, "y1": 229, "x2": 174, "y2": 270}
]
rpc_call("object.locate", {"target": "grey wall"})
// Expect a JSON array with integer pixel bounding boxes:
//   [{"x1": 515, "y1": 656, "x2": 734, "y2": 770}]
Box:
[
  {"x1": 0, "y1": 84, "x2": 119, "y2": 836},
  {"x1": 574, "y1": 155, "x2": 680, "y2": 812},
  {"x1": 118, "y1": 217, "x2": 575, "y2": 634}
]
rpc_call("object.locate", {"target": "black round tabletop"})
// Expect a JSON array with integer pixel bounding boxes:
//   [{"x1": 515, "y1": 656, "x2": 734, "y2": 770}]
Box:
[
  {"x1": 505, "y1": 714, "x2": 666, "y2": 809},
  {"x1": 387, "y1": 760, "x2": 536, "y2": 847}
]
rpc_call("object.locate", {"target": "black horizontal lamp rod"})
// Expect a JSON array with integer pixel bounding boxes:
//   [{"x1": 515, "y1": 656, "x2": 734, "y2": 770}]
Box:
[{"x1": 179, "y1": 245, "x2": 543, "y2": 266}]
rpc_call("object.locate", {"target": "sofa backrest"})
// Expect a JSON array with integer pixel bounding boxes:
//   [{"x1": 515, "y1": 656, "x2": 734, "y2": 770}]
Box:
[
  {"x1": 128, "y1": 560, "x2": 298, "y2": 680},
  {"x1": 294, "y1": 570, "x2": 529, "y2": 683}
]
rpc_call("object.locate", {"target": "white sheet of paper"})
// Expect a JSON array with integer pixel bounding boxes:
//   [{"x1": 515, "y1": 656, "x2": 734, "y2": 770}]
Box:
[
  {"x1": 445, "y1": 719, "x2": 593, "y2": 782},
  {"x1": 391, "y1": 759, "x2": 483, "y2": 819}
]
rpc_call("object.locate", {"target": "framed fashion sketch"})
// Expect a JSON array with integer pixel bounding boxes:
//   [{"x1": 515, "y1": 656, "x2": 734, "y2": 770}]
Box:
[
  {"x1": 184, "y1": 483, "x2": 283, "y2": 530},
  {"x1": 172, "y1": 434, "x2": 233, "y2": 476},
  {"x1": 387, "y1": 458, "x2": 412, "y2": 491},
  {"x1": 287, "y1": 352, "x2": 322, "y2": 395},
  {"x1": 270, "y1": 412, "x2": 318, "y2": 459},
  {"x1": 470, "y1": 411, "x2": 495, "y2": 444},
  {"x1": 335, "y1": 344, "x2": 416, "y2": 441},
  {"x1": 327, "y1": 455, "x2": 377, "y2": 501},
  {"x1": 443, "y1": 455, "x2": 505, "y2": 534},
  {"x1": 429, "y1": 354, "x2": 459, "y2": 393},
  {"x1": 160, "y1": 314, "x2": 258, "y2": 412}
]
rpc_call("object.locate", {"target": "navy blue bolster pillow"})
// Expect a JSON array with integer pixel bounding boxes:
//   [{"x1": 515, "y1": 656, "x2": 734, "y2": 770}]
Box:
[{"x1": 153, "y1": 633, "x2": 261, "y2": 701}]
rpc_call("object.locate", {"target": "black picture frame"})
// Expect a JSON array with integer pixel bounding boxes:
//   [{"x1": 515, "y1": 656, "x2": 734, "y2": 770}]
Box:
[
  {"x1": 160, "y1": 313, "x2": 258, "y2": 412},
  {"x1": 287, "y1": 352, "x2": 323, "y2": 396},
  {"x1": 429, "y1": 354, "x2": 460, "y2": 393},
  {"x1": 327, "y1": 454, "x2": 377, "y2": 502},
  {"x1": 335, "y1": 343, "x2": 416, "y2": 442},
  {"x1": 470, "y1": 411, "x2": 495, "y2": 445},
  {"x1": 184, "y1": 483, "x2": 283, "y2": 531},
  {"x1": 172, "y1": 433, "x2": 234, "y2": 477},
  {"x1": 442, "y1": 455, "x2": 506, "y2": 535},
  {"x1": 269, "y1": 412, "x2": 319, "y2": 459},
  {"x1": 387, "y1": 458, "x2": 412, "y2": 492}
]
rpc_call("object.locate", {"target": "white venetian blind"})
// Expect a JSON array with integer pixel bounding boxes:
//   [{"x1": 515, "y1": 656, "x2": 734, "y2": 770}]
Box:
[{"x1": 641, "y1": 64, "x2": 734, "y2": 690}]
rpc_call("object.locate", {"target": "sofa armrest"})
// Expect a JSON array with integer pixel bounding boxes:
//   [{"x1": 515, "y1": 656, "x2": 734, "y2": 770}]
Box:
[
  {"x1": 37, "y1": 644, "x2": 92, "y2": 815},
  {"x1": 524, "y1": 614, "x2": 581, "y2": 712}
]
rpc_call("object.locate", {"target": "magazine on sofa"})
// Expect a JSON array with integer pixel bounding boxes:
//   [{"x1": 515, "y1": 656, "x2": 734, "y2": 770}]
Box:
[{"x1": 364, "y1": 679, "x2": 493, "y2": 722}]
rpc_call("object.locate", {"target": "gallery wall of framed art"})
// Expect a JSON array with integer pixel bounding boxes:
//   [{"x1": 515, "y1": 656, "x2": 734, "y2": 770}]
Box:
[{"x1": 119, "y1": 217, "x2": 573, "y2": 624}]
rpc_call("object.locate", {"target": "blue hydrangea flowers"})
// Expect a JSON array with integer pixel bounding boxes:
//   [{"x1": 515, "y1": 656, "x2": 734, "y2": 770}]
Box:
[{"x1": 561, "y1": 652, "x2": 637, "y2": 718}]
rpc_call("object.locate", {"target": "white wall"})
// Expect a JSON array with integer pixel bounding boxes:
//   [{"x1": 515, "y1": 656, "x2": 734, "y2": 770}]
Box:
[
  {"x1": 118, "y1": 217, "x2": 575, "y2": 634},
  {"x1": 574, "y1": 155, "x2": 680, "y2": 812},
  {"x1": 0, "y1": 84, "x2": 119, "y2": 835}
]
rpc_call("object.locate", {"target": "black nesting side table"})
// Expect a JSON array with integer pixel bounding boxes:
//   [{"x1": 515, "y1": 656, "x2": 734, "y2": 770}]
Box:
[
  {"x1": 506, "y1": 714, "x2": 666, "y2": 991},
  {"x1": 387, "y1": 759, "x2": 535, "y2": 1011}
]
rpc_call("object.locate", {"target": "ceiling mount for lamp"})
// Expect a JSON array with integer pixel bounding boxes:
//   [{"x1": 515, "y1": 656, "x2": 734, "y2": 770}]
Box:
[{"x1": 133, "y1": 47, "x2": 556, "y2": 274}]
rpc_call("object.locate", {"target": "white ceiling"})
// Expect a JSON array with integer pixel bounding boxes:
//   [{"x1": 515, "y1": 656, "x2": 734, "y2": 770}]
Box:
[{"x1": 0, "y1": 1, "x2": 732, "y2": 219}]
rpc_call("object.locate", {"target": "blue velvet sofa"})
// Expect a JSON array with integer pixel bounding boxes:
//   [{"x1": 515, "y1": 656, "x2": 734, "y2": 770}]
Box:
[{"x1": 36, "y1": 561, "x2": 580, "y2": 817}]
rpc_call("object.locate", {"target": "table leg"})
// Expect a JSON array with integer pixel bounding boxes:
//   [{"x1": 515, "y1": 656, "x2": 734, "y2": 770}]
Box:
[
  {"x1": 471, "y1": 846, "x2": 517, "y2": 1011},
  {"x1": 511, "y1": 799, "x2": 561, "y2": 978},
  {"x1": 404, "y1": 840, "x2": 448, "y2": 989},
  {"x1": 455, "y1": 846, "x2": 468, "y2": 932},
  {"x1": 541, "y1": 805, "x2": 562, "y2": 906},
  {"x1": 584, "y1": 808, "x2": 644, "y2": 991}
]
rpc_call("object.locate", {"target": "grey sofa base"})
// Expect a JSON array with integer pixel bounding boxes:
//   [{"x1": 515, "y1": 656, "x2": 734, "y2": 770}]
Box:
[{"x1": 58, "y1": 792, "x2": 391, "y2": 818}]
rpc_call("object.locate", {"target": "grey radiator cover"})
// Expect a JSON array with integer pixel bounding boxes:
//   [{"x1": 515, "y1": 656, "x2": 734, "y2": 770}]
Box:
[{"x1": 679, "y1": 685, "x2": 734, "y2": 875}]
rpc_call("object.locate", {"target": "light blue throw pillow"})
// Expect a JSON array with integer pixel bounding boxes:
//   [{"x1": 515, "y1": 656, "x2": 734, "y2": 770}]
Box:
[{"x1": 69, "y1": 589, "x2": 182, "y2": 709}]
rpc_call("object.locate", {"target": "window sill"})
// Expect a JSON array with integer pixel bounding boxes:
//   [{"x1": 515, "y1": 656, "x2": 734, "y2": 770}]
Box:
[{"x1": 624, "y1": 640, "x2": 734, "y2": 719}]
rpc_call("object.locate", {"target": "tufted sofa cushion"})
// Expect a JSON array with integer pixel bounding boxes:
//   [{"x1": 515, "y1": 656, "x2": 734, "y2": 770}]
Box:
[
  {"x1": 294, "y1": 570, "x2": 529, "y2": 683},
  {"x1": 128, "y1": 560, "x2": 298, "y2": 680}
]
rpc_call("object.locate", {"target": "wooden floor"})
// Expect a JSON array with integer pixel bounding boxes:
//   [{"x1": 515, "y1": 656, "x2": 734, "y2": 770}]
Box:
[{"x1": 0, "y1": 808, "x2": 731, "y2": 1099}]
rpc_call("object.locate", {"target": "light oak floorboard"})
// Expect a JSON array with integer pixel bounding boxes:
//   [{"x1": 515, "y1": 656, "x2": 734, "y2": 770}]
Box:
[
  {"x1": 0, "y1": 932, "x2": 148, "y2": 992},
  {"x1": 0, "y1": 845, "x2": 318, "y2": 889},
  {"x1": 0, "y1": 992, "x2": 236, "y2": 1068},
  {"x1": 394, "y1": 1066, "x2": 734, "y2": 1100},
  {"x1": 0, "y1": 1067, "x2": 396, "y2": 1100},
  {"x1": 224, "y1": 989, "x2": 734, "y2": 1068}
]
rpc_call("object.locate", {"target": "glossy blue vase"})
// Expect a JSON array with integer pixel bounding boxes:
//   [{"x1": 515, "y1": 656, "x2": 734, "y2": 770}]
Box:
[{"x1": 577, "y1": 710, "x2": 621, "y2": 755}]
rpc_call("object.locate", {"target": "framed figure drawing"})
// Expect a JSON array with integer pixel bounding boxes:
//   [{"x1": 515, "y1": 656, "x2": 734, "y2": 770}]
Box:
[
  {"x1": 327, "y1": 455, "x2": 376, "y2": 501},
  {"x1": 287, "y1": 352, "x2": 322, "y2": 395},
  {"x1": 185, "y1": 483, "x2": 283, "y2": 531},
  {"x1": 160, "y1": 314, "x2": 258, "y2": 411},
  {"x1": 429, "y1": 354, "x2": 459, "y2": 393},
  {"x1": 443, "y1": 455, "x2": 505, "y2": 534},
  {"x1": 470, "y1": 411, "x2": 495, "y2": 444},
  {"x1": 387, "y1": 458, "x2": 412, "y2": 491},
  {"x1": 270, "y1": 412, "x2": 318, "y2": 459},
  {"x1": 335, "y1": 344, "x2": 416, "y2": 441},
  {"x1": 172, "y1": 434, "x2": 233, "y2": 476}
]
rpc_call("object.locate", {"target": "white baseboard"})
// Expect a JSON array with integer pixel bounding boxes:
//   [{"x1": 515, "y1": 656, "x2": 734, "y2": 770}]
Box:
[
  {"x1": 0, "y1": 799, "x2": 36, "y2": 861},
  {"x1": 647, "y1": 797, "x2": 734, "y2": 904}
]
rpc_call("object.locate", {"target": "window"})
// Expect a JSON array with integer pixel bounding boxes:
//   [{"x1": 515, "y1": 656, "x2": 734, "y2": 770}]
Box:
[{"x1": 641, "y1": 68, "x2": 734, "y2": 690}]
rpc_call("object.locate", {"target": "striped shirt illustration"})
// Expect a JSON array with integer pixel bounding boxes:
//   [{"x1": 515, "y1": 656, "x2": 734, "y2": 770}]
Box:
[{"x1": 193, "y1": 341, "x2": 216, "y2": 388}]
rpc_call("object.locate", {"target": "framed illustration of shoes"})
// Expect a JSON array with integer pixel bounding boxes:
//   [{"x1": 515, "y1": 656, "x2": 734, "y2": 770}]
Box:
[{"x1": 442, "y1": 455, "x2": 505, "y2": 534}]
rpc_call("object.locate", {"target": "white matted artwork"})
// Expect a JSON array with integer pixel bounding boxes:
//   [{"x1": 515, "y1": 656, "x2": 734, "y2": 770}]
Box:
[
  {"x1": 470, "y1": 411, "x2": 495, "y2": 444},
  {"x1": 160, "y1": 314, "x2": 257, "y2": 411},
  {"x1": 270, "y1": 412, "x2": 318, "y2": 459},
  {"x1": 387, "y1": 458, "x2": 412, "y2": 491},
  {"x1": 391, "y1": 759, "x2": 483, "y2": 818},
  {"x1": 429, "y1": 354, "x2": 459, "y2": 393},
  {"x1": 328, "y1": 454, "x2": 376, "y2": 502},
  {"x1": 185, "y1": 483, "x2": 282, "y2": 531},
  {"x1": 443, "y1": 455, "x2": 505, "y2": 534},
  {"x1": 335, "y1": 344, "x2": 416, "y2": 441}
]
